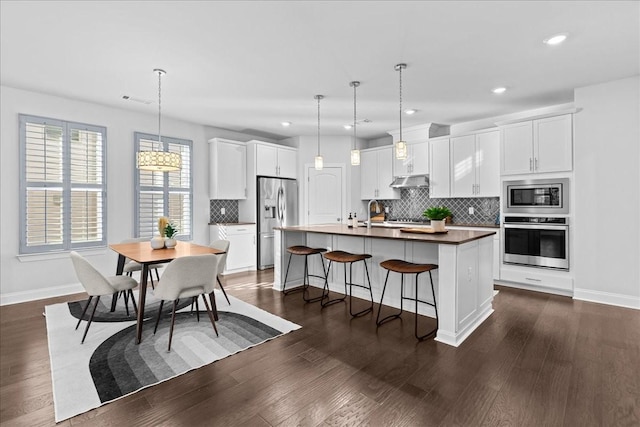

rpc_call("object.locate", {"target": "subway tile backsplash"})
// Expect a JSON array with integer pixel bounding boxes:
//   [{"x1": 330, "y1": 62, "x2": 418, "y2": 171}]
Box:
[
  {"x1": 378, "y1": 188, "x2": 500, "y2": 225},
  {"x1": 210, "y1": 200, "x2": 239, "y2": 223}
]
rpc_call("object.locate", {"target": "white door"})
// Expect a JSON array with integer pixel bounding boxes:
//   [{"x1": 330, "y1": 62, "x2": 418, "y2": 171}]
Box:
[{"x1": 307, "y1": 166, "x2": 344, "y2": 224}]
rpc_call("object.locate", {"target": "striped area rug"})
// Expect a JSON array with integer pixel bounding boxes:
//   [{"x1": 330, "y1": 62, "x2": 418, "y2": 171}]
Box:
[{"x1": 45, "y1": 291, "x2": 300, "y2": 423}]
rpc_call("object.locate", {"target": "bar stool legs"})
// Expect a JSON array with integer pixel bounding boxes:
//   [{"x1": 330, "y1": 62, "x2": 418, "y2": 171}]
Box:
[
  {"x1": 377, "y1": 260, "x2": 439, "y2": 341},
  {"x1": 321, "y1": 251, "x2": 374, "y2": 317},
  {"x1": 283, "y1": 246, "x2": 328, "y2": 303}
]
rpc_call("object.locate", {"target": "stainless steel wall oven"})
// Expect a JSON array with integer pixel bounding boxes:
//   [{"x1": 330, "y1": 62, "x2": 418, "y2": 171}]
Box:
[{"x1": 503, "y1": 216, "x2": 569, "y2": 270}]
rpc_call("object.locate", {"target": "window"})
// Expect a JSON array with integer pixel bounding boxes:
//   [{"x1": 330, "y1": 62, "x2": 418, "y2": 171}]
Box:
[
  {"x1": 19, "y1": 115, "x2": 106, "y2": 254},
  {"x1": 134, "y1": 132, "x2": 192, "y2": 240}
]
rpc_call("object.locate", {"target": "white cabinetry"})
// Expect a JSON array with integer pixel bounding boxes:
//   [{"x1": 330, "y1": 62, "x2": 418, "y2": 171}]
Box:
[
  {"x1": 393, "y1": 141, "x2": 429, "y2": 176},
  {"x1": 499, "y1": 265, "x2": 573, "y2": 294},
  {"x1": 209, "y1": 138, "x2": 246, "y2": 199},
  {"x1": 255, "y1": 142, "x2": 297, "y2": 178},
  {"x1": 501, "y1": 114, "x2": 573, "y2": 175},
  {"x1": 429, "y1": 137, "x2": 450, "y2": 198},
  {"x1": 451, "y1": 130, "x2": 500, "y2": 197},
  {"x1": 209, "y1": 223, "x2": 256, "y2": 273},
  {"x1": 448, "y1": 226, "x2": 500, "y2": 281},
  {"x1": 360, "y1": 146, "x2": 400, "y2": 200}
]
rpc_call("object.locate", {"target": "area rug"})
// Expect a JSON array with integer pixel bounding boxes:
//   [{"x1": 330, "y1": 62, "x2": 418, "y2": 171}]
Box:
[{"x1": 45, "y1": 291, "x2": 300, "y2": 422}]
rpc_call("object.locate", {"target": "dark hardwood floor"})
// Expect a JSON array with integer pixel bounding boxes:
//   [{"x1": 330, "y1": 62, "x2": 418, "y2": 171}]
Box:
[{"x1": 1, "y1": 270, "x2": 639, "y2": 426}]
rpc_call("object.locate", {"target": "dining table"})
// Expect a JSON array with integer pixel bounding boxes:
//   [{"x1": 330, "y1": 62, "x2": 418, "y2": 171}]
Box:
[{"x1": 109, "y1": 240, "x2": 225, "y2": 344}]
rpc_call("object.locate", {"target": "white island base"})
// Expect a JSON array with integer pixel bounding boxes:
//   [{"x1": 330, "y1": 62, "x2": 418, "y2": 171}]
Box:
[{"x1": 274, "y1": 225, "x2": 495, "y2": 347}]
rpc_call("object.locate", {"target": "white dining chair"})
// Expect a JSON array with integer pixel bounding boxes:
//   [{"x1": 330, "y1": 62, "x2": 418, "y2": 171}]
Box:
[
  {"x1": 69, "y1": 251, "x2": 138, "y2": 344},
  {"x1": 209, "y1": 240, "x2": 231, "y2": 304},
  {"x1": 152, "y1": 254, "x2": 221, "y2": 351}
]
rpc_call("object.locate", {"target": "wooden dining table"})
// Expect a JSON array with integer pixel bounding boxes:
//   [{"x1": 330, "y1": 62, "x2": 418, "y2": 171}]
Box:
[{"x1": 109, "y1": 241, "x2": 225, "y2": 344}]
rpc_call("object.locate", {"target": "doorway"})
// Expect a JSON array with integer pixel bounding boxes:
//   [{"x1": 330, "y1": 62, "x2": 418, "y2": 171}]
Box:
[{"x1": 305, "y1": 165, "x2": 345, "y2": 225}]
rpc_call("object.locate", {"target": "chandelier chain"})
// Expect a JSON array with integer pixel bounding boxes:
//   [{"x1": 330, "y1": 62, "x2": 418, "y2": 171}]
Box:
[{"x1": 158, "y1": 71, "x2": 162, "y2": 148}]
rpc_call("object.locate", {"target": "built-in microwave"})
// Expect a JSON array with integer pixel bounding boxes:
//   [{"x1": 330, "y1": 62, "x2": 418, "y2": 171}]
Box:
[{"x1": 503, "y1": 178, "x2": 570, "y2": 215}]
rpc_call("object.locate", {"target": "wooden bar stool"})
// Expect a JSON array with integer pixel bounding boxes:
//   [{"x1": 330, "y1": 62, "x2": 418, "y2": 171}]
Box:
[
  {"x1": 322, "y1": 250, "x2": 374, "y2": 317},
  {"x1": 377, "y1": 259, "x2": 439, "y2": 340},
  {"x1": 283, "y1": 246, "x2": 327, "y2": 303}
]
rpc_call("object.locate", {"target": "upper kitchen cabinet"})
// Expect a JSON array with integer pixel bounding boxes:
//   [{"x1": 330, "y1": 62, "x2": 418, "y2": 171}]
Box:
[
  {"x1": 254, "y1": 141, "x2": 297, "y2": 179},
  {"x1": 360, "y1": 146, "x2": 400, "y2": 200},
  {"x1": 393, "y1": 141, "x2": 429, "y2": 177},
  {"x1": 209, "y1": 138, "x2": 246, "y2": 199},
  {"x1": 450, "y1": 130, "x2": 500, "y2": 198},
  {"x1": 501, "y1": 114, "x2": 573, "y2": 175},
  {"x1": 429, "y1": 137, "x2": 451, "y2": 198},
  {"x1": 388, "y1": 123, "x2": 450, "y2": 177}
]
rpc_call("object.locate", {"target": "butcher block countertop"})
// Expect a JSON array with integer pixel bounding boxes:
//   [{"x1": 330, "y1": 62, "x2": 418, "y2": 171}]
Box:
[{"x1": 276, "y1": 224, "x2": 495, "y2": 245}]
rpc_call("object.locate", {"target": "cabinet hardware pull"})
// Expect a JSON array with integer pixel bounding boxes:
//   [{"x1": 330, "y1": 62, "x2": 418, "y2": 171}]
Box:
[
  {"x1": 529, "y1": 158, "x2": 533, "y2": 171},
  {"x1": 525, "y1": 277, "x2": 542, "y2": 282},
  {"x1": 535, "y1": 158, "x2": 539, "y2": 170}
]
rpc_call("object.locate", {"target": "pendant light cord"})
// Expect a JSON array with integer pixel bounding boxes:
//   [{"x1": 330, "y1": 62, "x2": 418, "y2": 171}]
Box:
[
  {"x1": 316, "y1": 95, "x2": 321, "y2": 156},
  {"x1": 353, "y1": 83, "x2": 357, "y2": 148},
  {"x1": 399, "y1": 65, "x2": 403, "y2": 142}
]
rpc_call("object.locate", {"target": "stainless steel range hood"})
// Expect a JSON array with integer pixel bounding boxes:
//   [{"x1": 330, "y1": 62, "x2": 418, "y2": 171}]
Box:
[{"x1": 389, "y1": 174, "x2": 429, "y2": 188}]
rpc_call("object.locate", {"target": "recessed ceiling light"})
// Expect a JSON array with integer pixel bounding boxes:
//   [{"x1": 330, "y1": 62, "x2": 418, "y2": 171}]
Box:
[
  {"x1": 122, "y1": 95, "x2": 153, "y2": 105},
  {"x1": 492, "y1": 87, "x2": 507, "y2": 94},
  {"x1": 281, "y1": 121, "x2": 291, "y2": 127},
  {"x1": 404, "y1": 109, "x2": 417, "y2": 115},
  {"x1": 344, "y1": 124, "x2": 353, "y2": 130},
  {"x1": 543, "y1": 33, "x2": 568, "y2": 45}
]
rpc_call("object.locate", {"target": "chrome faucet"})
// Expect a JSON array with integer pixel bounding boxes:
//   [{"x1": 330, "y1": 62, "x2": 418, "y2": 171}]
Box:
[{"x1": 367, "y1": 199, "x2": 379, "y2": 229}]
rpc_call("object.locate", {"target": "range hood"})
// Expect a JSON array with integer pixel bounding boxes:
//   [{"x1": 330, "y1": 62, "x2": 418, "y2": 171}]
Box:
[{"x1": 389, "y1": 174, "x2": 429, "y2": 188}]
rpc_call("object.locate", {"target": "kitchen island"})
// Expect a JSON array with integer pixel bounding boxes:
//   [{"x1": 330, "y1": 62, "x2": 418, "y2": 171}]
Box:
[{"x1": 274, "y1": 224, "x2": 496, "y2": 347}]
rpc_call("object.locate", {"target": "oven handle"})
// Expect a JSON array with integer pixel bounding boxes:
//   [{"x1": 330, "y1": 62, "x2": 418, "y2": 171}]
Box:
[{"x1": 504, "y1": 223, "x2": 568, "y2": 231}]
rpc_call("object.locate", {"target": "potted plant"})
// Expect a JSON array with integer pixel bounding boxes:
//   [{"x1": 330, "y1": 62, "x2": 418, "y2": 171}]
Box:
[
  {"x1": 164, "y1": 222, "x2": 178, "y2": 248},
  {"x1": 423, "y1": 206, "x2": 452, "y2": 232}
]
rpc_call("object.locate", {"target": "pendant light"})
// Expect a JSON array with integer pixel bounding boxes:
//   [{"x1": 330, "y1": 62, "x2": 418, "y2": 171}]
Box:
[
  {"x1": 314, "y1": 94, "x2": 324, "y2": 170},
  {"x1": 394, "y1": 63, "x2": 408, "y2": 160},
  {"x1": 136, "y1": 68, "x2": 182, "y2": 172},
  {"x1": 350, "y1": 81, "x2": 360, "y2": 166}
]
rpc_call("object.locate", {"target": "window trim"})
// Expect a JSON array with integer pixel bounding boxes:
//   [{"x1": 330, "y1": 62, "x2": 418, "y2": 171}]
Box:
[
  {"x1": 19, "y1": 114, "x2": 107, "y2": 254},
  {"x1": 133, "y1": 132, "x2": 193, "y2": 240}
]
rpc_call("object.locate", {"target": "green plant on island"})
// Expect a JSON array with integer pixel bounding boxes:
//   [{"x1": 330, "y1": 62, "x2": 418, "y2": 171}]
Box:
[
  {"x1": 164, "y1": 222, "x2": 178, "y2": 239},
  {"x1": 423, "y1": 206, "x2": 452, "y2": 221}
]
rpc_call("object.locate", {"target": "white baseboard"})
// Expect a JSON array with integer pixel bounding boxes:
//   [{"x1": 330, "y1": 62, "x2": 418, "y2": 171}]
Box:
[
  {"x1": 0, "y1": 283, "x2": 84, "y2": 306},
  {"x1": 573, "y1": 288, "x2": 640, "y2": 310}
]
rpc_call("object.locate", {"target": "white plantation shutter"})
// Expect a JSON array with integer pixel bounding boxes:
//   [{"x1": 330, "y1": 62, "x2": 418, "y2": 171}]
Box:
[
  {"x1": 20, "y1": 115, "x2": 106, "y2": 254},
  {"x1": 135, "y1": 133, "x2": 192, "y2": 240}
]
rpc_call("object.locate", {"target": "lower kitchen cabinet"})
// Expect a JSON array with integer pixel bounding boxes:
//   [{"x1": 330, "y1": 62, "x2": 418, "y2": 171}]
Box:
[
  {"x1": 448, "y1": 226, "x2": 500, "y2": 281},
  {"x1": 209, "y1": 223, "x2": 256, "y2": 273}
]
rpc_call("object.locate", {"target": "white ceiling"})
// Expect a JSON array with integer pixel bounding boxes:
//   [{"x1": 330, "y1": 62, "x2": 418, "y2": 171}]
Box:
[{"x1": 1, "y1": 1, "x2": 638, "y2": 140}]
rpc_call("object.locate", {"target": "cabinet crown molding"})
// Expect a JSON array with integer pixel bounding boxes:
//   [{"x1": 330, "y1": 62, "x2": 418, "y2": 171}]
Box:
[
  {"x1": 387, "y1": 123, "x2": 450, "y2": 142},
  {"x1": 495, "y1": 108, "x2": 581, "y2": 127}
]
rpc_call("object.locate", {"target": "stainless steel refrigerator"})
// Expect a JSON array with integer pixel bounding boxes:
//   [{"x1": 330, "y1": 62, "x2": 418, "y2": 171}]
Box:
[{"x1": 257, "y1": 177, "x2": 298, "y2": 270}]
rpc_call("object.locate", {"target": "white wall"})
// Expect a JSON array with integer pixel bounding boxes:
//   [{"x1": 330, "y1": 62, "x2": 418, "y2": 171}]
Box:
[
  {"x1": 573, "y1": 76, "x2": 640, "y2": 309},
  {"x1": 0, "y1": 86, "x2": 263, "y2": 304}
]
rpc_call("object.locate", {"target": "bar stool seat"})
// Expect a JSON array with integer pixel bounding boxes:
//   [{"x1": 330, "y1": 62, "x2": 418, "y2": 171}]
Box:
[
  {"x1": 322, "y1": 250, "x2": 374, "y2": 317},
  {"x1": 377, "y1": 259, "x2": 439, "y2": 341},
  {"x1": 283, "y1": 246, "x2": 327, "y2": 303}
]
